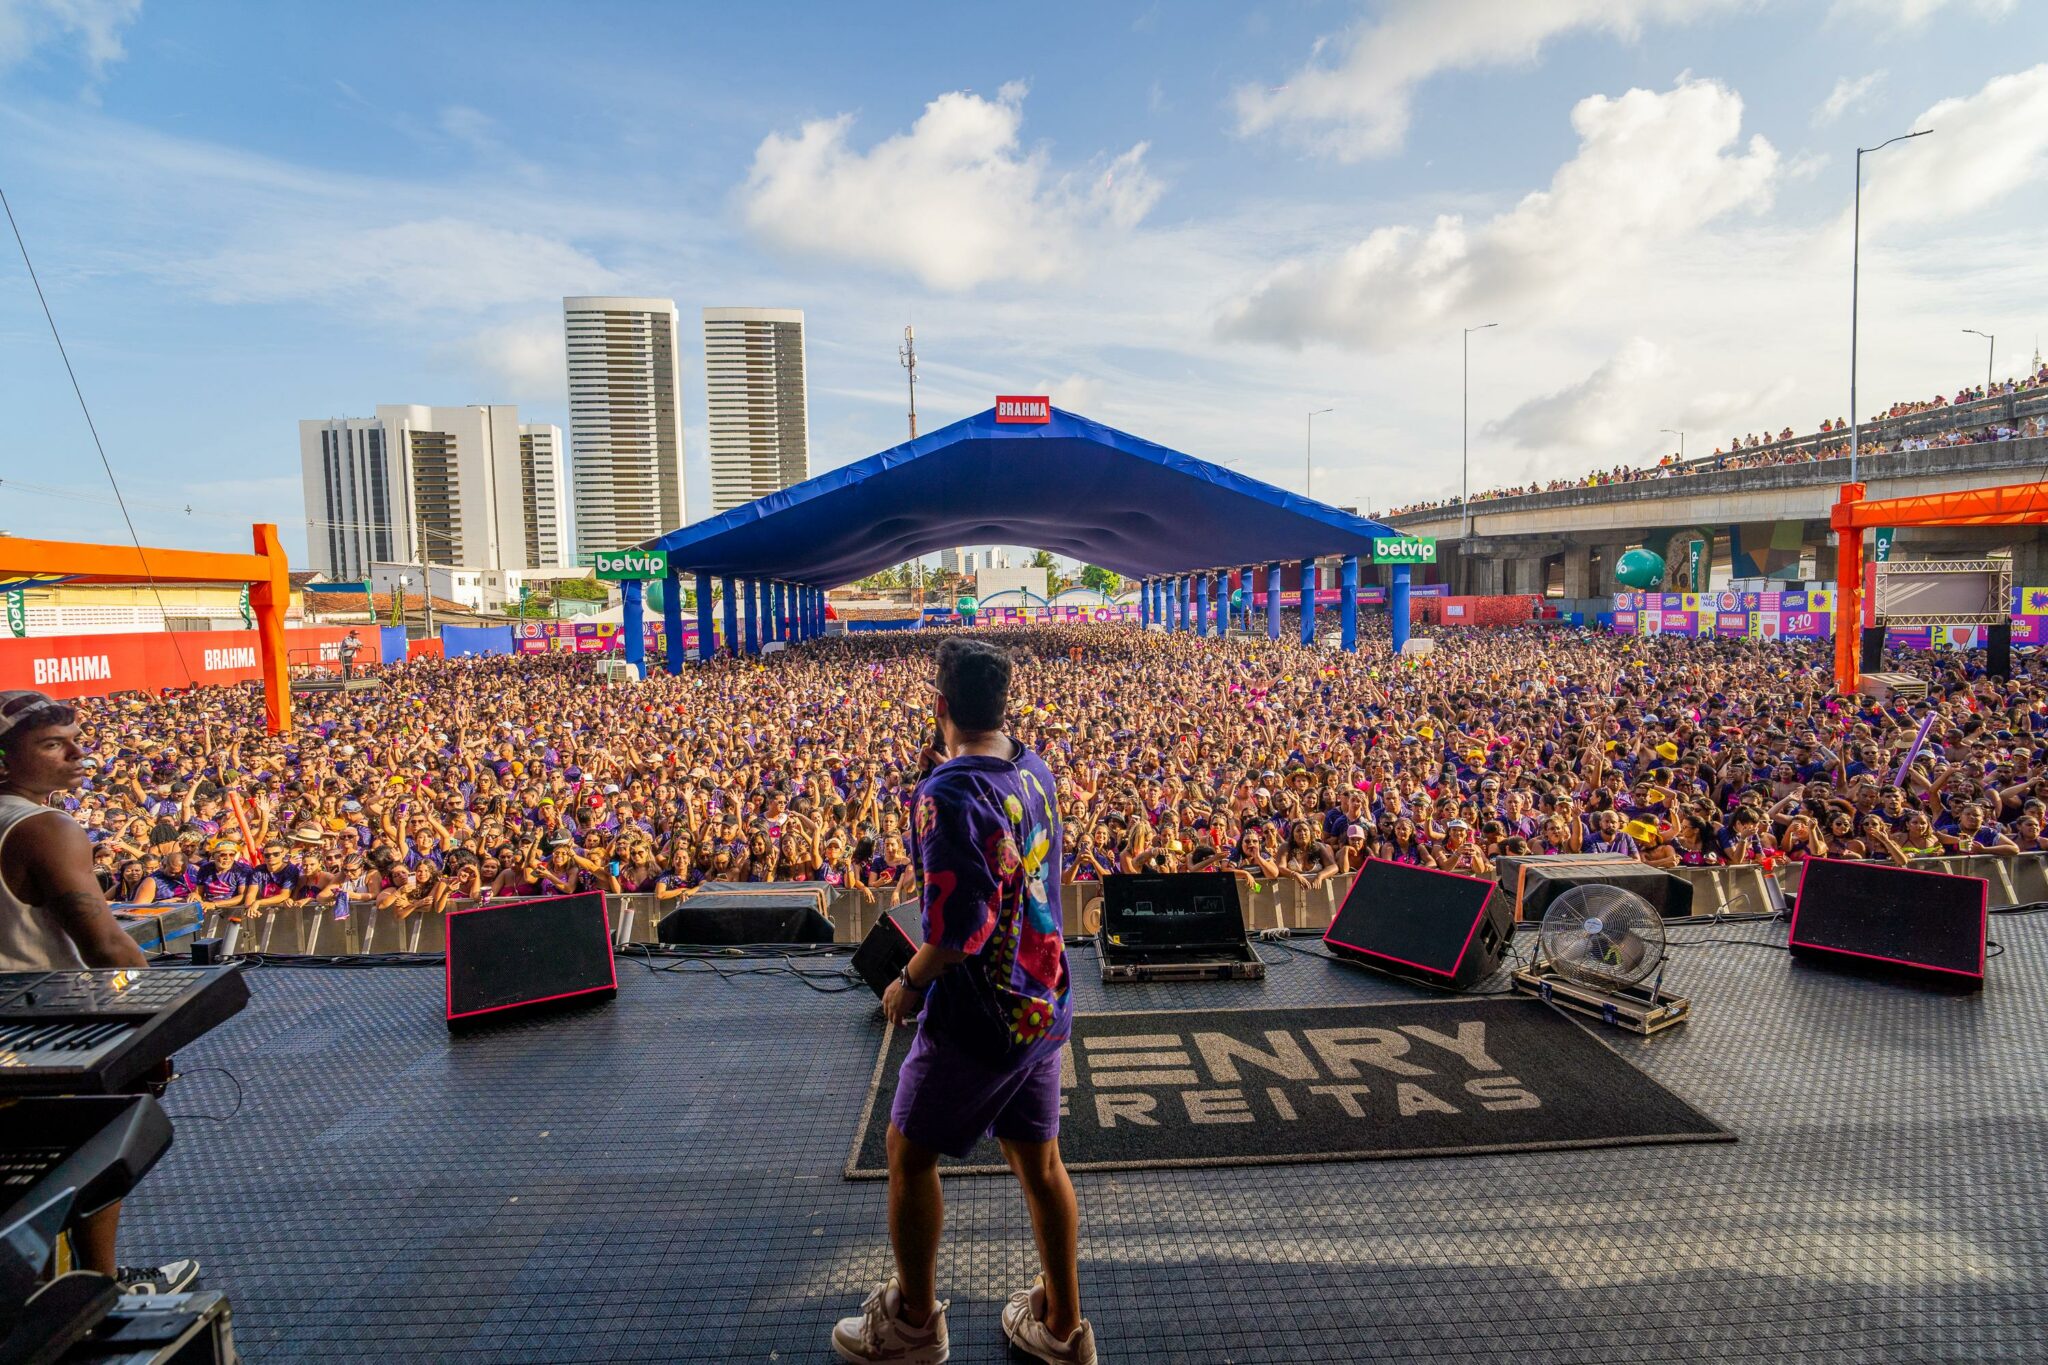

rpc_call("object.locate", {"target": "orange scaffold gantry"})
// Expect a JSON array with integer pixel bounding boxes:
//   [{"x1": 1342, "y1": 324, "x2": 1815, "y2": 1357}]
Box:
[
  {"x1": 1831, "y1": 481, "x2": 2048, "y2": 696},
  {"x1": 4, "y1": 523, "x2": 294, "y2": 733}
]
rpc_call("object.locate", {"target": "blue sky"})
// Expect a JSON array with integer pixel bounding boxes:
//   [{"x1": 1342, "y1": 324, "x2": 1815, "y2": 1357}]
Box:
[{"x1": 2, "y1": 0, "x2": 2044, "y2": 560}]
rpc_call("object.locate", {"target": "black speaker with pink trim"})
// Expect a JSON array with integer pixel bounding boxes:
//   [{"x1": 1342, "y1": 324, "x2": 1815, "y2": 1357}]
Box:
[
  {"x1": 445, "y1": 891, "x2": 618, "y2": 1029},
  {"x1": 1789, "y1": 858, "x2": 1986, "y2": 993},
  {"x1": 1323, "y1": 857, "x2": 1511, "y2": 991}
]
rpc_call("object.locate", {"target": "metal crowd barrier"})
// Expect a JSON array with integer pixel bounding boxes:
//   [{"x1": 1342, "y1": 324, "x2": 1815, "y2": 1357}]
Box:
[{"x1": 173, "y1": 851, "x2": 2048, "y2": 959}]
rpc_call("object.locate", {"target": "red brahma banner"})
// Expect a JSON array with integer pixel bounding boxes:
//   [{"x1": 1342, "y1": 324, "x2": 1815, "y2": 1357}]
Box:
[{"x1": 0, "y1": 627, "x2": 378, "y2": 701}]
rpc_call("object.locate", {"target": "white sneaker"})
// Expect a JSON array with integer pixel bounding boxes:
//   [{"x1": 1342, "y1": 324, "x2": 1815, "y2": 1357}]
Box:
[
  {"x1": 831, "y1": 1277, "x2": 950, "y2": 1364},
  {"x1": 1001, "y1": 1274, "x2": 1097, "y2": 1364}
]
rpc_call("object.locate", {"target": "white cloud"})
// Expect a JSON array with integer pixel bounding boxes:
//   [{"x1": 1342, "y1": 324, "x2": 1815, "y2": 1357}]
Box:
[
  {"x1": 1815, "y1": 69, "x2": 1885, "y2": 124},
  {"x1": 1488, "y1": 338, "x2": 1672, "y2": 449},
  {"x1": 738, "y1": 82, "x2": 1162, "y2": 290},
  {"x1": 172, "y1": 218, "x2": 621, "y2": 314},
  {"x1": 458, "y1": 318, "x2": 567, "y2": 401},
  {"x1": 1830, "y1": 0, "x2": 2014, "y2": 26},
  {"x1": 1218, "y1": 77, "x2": 1779, "y2": 350},
  {"x1": 0, "y1": 0, "x2": 142, "y2": 73},
  {"x1": 1232, "y1": 0, "x2": 1743, "y2": 161},
  {"x1": 1857, "y1": 63, "x2": 2048, "y2": 230}
]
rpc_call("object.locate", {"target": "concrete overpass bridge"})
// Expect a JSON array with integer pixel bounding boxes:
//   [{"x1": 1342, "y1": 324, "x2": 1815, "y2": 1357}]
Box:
[{"x1": 1381, "y1": 434, "x2": 2048, "y2": 608}]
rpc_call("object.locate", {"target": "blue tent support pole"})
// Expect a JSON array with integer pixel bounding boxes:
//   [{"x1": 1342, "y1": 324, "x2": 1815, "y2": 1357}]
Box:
[
  {"x1": 1140, "y1": 579, "x2": 1150, "y2": 628},
  {"x1": 773, "y1": 582, "x2": 786, "y2": 642},
  {"x1": 1266, "y1": 562, "x2": 1283, "y2": 640},
  {"x1": 1195, "y1": 575, "x2": 1210, "y2": 638},
  {"x1": 720, "y1": 577, "x2": 738, "y2": 656},
  {"x1": 694, "y1": 571, "x2": 713, "y2": 664},
  {"x1": 622, "y1": 579, "x2": 646, "y2": 674},
  {"x1": 1341, "y1": 555, "x2": 1359, "y2": 653},
  {"x1": 1391, "y1": 564, "x2": 1412, "y2": 655},
  {"x1": 742, "y1": 579, "x2": 759, "y2": 655},
  {"x1": 1300, "y1": 559, "x2": 1317, "y2": 646},
  {"x1": 1178, "y1": 576, "x2": 1190, "y2": 631},
  {"x1": 1212, "y1": 571, "x2": 1225, "y2": 637},
  {"x1": 662, "y1": 567, "x2": 684, "y2": 675}
]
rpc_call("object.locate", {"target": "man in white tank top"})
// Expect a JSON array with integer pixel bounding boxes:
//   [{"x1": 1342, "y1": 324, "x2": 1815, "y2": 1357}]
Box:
[{"x1": 0, "y1": 690, "x2": 198, "y2": 1295}]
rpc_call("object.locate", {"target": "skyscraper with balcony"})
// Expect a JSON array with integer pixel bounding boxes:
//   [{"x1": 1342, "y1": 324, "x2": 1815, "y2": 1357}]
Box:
[
  {"x1": 703, "y1": 307, "x2": 809, "y2": 514},
  {"x1": 519, "y1": 424, "x2": 570, "y2": 568},
  {"x1": 564, "y1": 296, "x2": 685, "y2": 557},
  {"x1": 299, "y1": 404, "x2": 531, "y2": 579}
]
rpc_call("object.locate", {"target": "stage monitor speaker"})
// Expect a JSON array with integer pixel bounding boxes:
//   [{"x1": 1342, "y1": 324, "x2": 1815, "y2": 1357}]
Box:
[
  {"x1": 1509, "y1": 858, "x2": 1693, "y2": 922},
  {"x1": 1790, "y1": 857, "x2": 1985, "y2": 991},
  {"x1": 1324, "y1": 857, "x2": 1511, "y2": 990},
  {"x1": 657, "y1": 884, "x2": 835, "y2": 945},
  {"x1": 851, "y1": 911, "x2": 919, "y2": 1000},
  {"x1": 1494, "y1": 851, "x2": 1633, "y2": 895},
  {"x1": 446, "y1": 891, "x2": 616, "y2": 1029},
  {"x1": 1860, "y1": 625, "x2": 1885, "y2": 671}
]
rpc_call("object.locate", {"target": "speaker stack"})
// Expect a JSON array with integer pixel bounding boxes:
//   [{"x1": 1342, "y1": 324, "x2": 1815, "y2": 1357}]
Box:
[
  {"x1": 1789, "y1": 858, "x2": 1986, "y2": 992},
  {"x1": 445, "y1": 891, "x2": 617, "y2": 1029},
  {"x1": 1323, "y1": 858, "x2": 1512, "y2": 991}
]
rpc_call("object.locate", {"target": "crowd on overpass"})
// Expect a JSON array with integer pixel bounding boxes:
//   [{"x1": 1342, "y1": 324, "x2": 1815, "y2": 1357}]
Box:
[
  {"x1": 24, "y1": 621, "x2": 2048, "y2": 932},
  {"x1": 1384, "y1": 361, "x2": 2048, "y2": 518}
]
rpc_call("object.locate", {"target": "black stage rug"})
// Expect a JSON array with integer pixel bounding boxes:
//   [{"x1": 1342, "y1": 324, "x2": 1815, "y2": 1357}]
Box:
[{"x1": 847, "y1": 998, "x2": 1732, "y2": 1177}]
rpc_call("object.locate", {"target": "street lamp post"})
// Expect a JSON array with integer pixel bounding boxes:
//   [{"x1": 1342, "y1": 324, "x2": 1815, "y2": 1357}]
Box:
[
  {"x1": 1964, "y1": 329, "x2": 1995, "y2": 391},
  {"x1": 1851, "y1": 127, "x2": 1932, "y2": 484},
  {"x1": 1306, "y1": 408, "x2": 1333, "y2": 499},
  {"x1": 1462, "y1": 323, "x2": 1498, "y2": 543},
  {"x1": 1660, "y1": 428, "x2": 1685, "y2": 462}
]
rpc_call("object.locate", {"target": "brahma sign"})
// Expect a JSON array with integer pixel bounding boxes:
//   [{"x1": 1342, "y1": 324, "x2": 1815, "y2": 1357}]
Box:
[
  {"x1": 0, "y1": 627, "x2": 377, "y2": 701},
  {"x1": 994, "y1": 395, "x2": 1051, "y2": 424}
]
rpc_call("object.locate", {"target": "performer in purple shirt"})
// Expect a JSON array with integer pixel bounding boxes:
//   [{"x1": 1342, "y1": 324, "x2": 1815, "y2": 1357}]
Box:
[{"x1": 834, "y1": 637, "x2": 1095, "y2": 1365}]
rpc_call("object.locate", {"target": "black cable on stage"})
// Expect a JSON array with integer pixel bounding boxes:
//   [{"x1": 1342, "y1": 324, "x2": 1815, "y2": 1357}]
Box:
[{"x1": 163, "y1": 1065, "x2": 244, "y2": 1123}]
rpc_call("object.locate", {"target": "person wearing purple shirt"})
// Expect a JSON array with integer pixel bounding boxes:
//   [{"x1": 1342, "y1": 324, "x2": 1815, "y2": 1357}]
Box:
[
  {"x1": 837, "y1": 637, "x2": 1094, "y2": 1365},
  {"x1": 1583, "y1": 810, "x2": 1641, "y2": 857}
]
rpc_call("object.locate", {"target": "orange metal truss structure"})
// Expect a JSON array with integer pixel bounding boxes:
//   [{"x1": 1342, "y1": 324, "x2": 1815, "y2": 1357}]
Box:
[
  {"x1": 4, "y1": 524, "x2": 294, "y2": 732},
  {"x1": 1830, "y1": 481, "x2": 2048, "y2": 694}
]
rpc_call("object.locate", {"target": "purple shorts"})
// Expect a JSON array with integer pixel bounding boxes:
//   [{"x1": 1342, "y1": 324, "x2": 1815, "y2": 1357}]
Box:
[{"x1": 889, "y1": 1027, "x2": 1062, "y2": 1159}]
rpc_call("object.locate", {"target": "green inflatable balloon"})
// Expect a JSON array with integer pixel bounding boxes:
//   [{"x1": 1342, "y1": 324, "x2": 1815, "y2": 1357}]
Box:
[
  {"x1": 645, "y1": 580, "x2": 665, "y2": 614},
  {"x1": 1614, "y1": 547, "x2": 1666, "y2": 590}
]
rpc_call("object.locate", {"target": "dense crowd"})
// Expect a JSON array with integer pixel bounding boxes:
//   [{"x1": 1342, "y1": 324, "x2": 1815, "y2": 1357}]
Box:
[
  {"x1": 1384, "y1": 363, "x2": 2048, "y2": 518},
  {"x1": 42, "y1": 621, "x2": 2048, "y2": 927}
]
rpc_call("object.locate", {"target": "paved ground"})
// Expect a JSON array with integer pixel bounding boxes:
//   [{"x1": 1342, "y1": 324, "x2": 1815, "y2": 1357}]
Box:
[{"x1": 125, "y1": 915, "x2": 2048, "y2": 1362}]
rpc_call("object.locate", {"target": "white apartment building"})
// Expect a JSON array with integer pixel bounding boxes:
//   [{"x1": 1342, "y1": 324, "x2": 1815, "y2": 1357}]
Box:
[
  {"x1": 518, "y1": 424, "x2": 570, "y2": 568},
  {"x1": 703, "y1": 307, "x2": 809, "y2": 514},
  {"x1": 299, "y1": 404, "x2": 548, "y2": 580},
  {"x1": 564, "y1": 296, "x2": 685, "y2": 557},
  {"x1": 368, "y1": 561, "x2": 549, "y2": 612}
]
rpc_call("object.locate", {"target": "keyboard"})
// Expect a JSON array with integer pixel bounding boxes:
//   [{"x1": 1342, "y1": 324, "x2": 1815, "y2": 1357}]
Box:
[{"x1": 0, "y1": 966, "x2": 248, "y2": 1096}]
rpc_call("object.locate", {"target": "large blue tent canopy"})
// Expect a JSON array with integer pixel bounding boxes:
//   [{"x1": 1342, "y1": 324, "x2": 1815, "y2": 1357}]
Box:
[{"x1": 645, "y1": 406, "x2": 1397, "y2": 584}]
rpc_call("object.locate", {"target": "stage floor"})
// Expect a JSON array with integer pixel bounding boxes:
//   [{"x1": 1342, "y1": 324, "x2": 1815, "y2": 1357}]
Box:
[{"x1": 126, "y1": 916, "x2": 2048, "y2": 1363}]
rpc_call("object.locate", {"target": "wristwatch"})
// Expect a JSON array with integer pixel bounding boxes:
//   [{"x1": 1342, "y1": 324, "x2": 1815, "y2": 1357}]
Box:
[{"x1": 898, "y1": 965, "x2": 925, "y2": 993}]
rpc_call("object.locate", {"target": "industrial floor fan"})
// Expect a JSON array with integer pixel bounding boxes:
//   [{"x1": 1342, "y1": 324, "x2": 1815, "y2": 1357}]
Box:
[{"x1": 1512, "y1": 884, "x2": 1691, "y2": 1034}]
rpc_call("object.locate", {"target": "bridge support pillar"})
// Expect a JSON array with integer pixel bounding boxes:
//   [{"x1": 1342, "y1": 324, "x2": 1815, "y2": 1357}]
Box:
[
  {"x1": 1473, "y1": 557, "x2": 1505, "y2": 596},
  {"x1": 1507, "y1": 556, "x2": 1544, "y2": 596},
  {"x1": 1562, "y1": 545, "x2": 1591, "y2": 600}
]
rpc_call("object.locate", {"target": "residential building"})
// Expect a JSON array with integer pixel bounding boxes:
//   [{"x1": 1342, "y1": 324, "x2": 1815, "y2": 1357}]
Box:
[
  {"x1": 299, "y1": 404, "x2": 544, "y2": 580},
  {"x1": 703, "y1": 306, "x2": 809, "y2": 514},
  {"x1": 519, "y1": 424, "x2": 570, "y2": 568},
  {"x1": 564, "y1": 296, "x2": 685, "y2": 556},
  {"x1": 367, "y1": 561, "x2": 550, "y2": 613}
]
